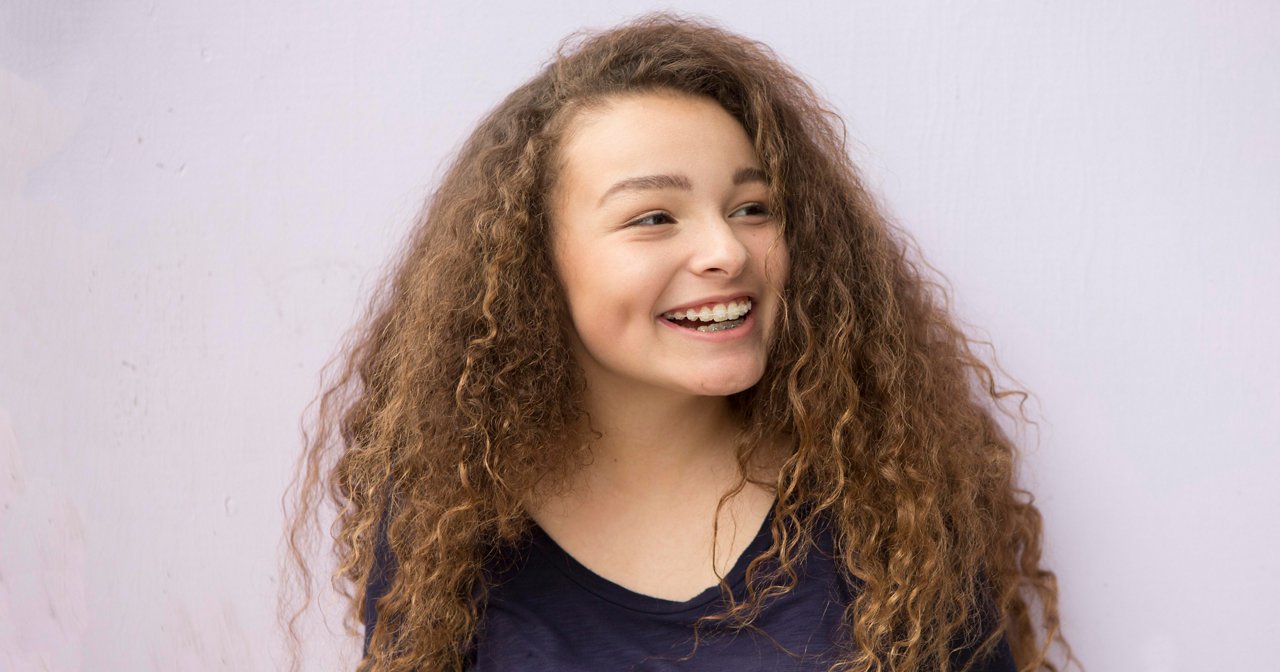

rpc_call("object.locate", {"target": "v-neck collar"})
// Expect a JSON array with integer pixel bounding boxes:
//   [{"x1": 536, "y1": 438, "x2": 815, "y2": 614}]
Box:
[{"x1": 528, "y1": 502, "x2": 777, "y2": 615}]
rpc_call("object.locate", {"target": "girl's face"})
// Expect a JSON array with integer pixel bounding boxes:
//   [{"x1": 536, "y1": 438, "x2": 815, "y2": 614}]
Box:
[{"x1": 549, "y1": 91, "x2": 789, "y2": 401}]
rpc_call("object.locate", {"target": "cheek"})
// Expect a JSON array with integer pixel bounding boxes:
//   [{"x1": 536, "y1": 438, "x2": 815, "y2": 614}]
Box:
[
  {"x1": 556, "y1": 242, "x2": 656, "y2": 335},
  {"x1": 754, "y1": 229, "x2": 790, "y2": 291}
]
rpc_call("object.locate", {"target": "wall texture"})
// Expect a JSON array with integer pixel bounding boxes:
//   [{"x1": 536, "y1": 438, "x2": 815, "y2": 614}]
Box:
[{"x1": 2, "y1": 1, "x2": 1277, "y2": 670}]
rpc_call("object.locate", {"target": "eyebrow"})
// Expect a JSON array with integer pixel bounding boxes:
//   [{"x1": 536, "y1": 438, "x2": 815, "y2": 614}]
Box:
[{"x1": 596, "y1": 167, "x2": 768, "y2": 207}]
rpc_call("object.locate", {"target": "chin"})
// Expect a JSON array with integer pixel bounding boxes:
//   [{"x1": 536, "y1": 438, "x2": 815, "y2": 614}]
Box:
[{"x1": 684, "y1": 369, "x2": 765, "y2": 397}]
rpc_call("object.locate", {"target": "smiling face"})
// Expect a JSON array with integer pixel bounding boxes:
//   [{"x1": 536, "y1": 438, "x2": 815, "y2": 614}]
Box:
[{"x1": 548, "y1": 91, "x2": 789, "y2": 403}]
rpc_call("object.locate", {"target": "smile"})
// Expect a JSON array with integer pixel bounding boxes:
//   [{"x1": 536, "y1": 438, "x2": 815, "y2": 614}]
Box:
[{"x1": 661, "y1": 299, "x2": 752, "y2": 332}]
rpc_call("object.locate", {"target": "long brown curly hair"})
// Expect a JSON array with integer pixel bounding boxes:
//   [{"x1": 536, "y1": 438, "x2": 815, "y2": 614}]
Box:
[{"x1": 282, "y1": 12, "x2": 1075, "y2": 672}]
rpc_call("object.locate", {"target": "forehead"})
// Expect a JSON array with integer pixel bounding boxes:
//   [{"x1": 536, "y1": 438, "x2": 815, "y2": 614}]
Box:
[{"x1": 552, "y1": 92, "x2": 760, "y2": 202}]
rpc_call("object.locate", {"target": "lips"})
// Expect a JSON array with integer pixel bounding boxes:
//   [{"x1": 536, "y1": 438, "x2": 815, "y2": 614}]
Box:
[{"x1": 657, "y1": 303, "x2": 757, "y2": 338}]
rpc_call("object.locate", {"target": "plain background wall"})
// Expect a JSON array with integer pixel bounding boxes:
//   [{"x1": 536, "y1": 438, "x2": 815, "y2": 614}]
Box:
[{"x1": 2, "y1": 1, "x2": 1277, "y2": 670}]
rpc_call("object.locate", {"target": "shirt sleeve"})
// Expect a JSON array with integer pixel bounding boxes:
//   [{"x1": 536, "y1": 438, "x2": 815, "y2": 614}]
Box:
[
  {"x1": 953, "y1": 631, "x2": 1018, "y2": 672},
  {"x1": 362, "y1": 507, "x2": 397, "y2": 660},
  {"x1": 947, "y1": 581, "x2": 1018, "y2": 672}
]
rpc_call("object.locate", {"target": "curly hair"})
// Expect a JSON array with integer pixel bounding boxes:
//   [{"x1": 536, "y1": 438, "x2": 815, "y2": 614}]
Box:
[{"x1": 281, "y1": 12, "x2": 1075, "y2": 672}]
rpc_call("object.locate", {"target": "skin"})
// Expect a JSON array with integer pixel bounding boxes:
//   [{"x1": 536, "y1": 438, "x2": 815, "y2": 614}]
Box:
[{"x1": 533, "y1": 90, "x2": 790, "y2": 601}]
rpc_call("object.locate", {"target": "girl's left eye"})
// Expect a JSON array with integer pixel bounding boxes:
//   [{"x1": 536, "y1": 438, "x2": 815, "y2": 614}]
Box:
[
  {"x1": 627, "y1": 212, "x2": 675, "y2": 227},
  {"x1": 731, "y1": 203, "x2": 771, "y2": 218}
]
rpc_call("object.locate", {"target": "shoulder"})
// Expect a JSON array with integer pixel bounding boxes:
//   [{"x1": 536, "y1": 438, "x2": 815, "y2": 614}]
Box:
[
  {"x1": 946, "y1": 578, "x2": 1019, "y2": 672},
  {"x1": 362, "y1": 505, "x2": 399, "y2": 658}
]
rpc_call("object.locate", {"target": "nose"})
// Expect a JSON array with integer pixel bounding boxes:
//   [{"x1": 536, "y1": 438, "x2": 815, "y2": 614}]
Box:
[{"x1": 689, "y1": 215, "x2": 749, "y2": 278}]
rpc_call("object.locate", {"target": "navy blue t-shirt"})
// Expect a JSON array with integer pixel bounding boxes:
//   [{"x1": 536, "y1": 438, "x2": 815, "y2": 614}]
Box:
[{"x1": 363, "y1": 506, "x2": 1016, "y2": 671}]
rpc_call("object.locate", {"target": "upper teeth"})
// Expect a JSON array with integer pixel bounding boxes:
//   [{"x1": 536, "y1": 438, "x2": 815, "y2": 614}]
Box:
[{"x1": 663, "y1": 299, "x2": 752, "y2": 322}]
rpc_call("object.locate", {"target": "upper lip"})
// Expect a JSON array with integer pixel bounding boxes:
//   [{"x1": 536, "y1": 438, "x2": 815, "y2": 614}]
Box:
[{"x1": 659, "y1": 293, "x2": 756, "y2": 316}]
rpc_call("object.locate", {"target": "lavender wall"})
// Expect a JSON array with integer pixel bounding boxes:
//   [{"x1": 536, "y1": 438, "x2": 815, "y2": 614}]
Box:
[{"x1": 2, "y1": 1, "x2": 1277, "y2": 670}]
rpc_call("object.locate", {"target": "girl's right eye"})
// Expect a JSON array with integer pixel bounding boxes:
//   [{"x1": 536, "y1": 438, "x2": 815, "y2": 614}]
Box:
[{"x1": 627, "y1": 212, "x2": 675, "y2": 227}]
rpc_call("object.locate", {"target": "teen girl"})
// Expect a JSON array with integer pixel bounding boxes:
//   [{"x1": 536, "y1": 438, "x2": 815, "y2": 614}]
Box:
[{"x1": 286, "y1": 13, "x2": 1071, "y2": 672}]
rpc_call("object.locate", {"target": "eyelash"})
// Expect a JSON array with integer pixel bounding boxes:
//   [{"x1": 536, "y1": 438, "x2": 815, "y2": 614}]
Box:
[{"x1": 626, "y1": 203, "x2": 771, "y2": 227}]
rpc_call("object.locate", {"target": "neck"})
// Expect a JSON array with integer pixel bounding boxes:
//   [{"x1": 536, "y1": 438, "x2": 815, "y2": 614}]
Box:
[{"x1": 568, "y1": 376, "x2": 744, "y2": 504}]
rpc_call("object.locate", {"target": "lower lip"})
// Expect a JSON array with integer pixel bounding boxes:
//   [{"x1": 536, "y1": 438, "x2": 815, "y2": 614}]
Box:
[{"x1": 657, "y1": 309, "x2": 757, "y2": 342}]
